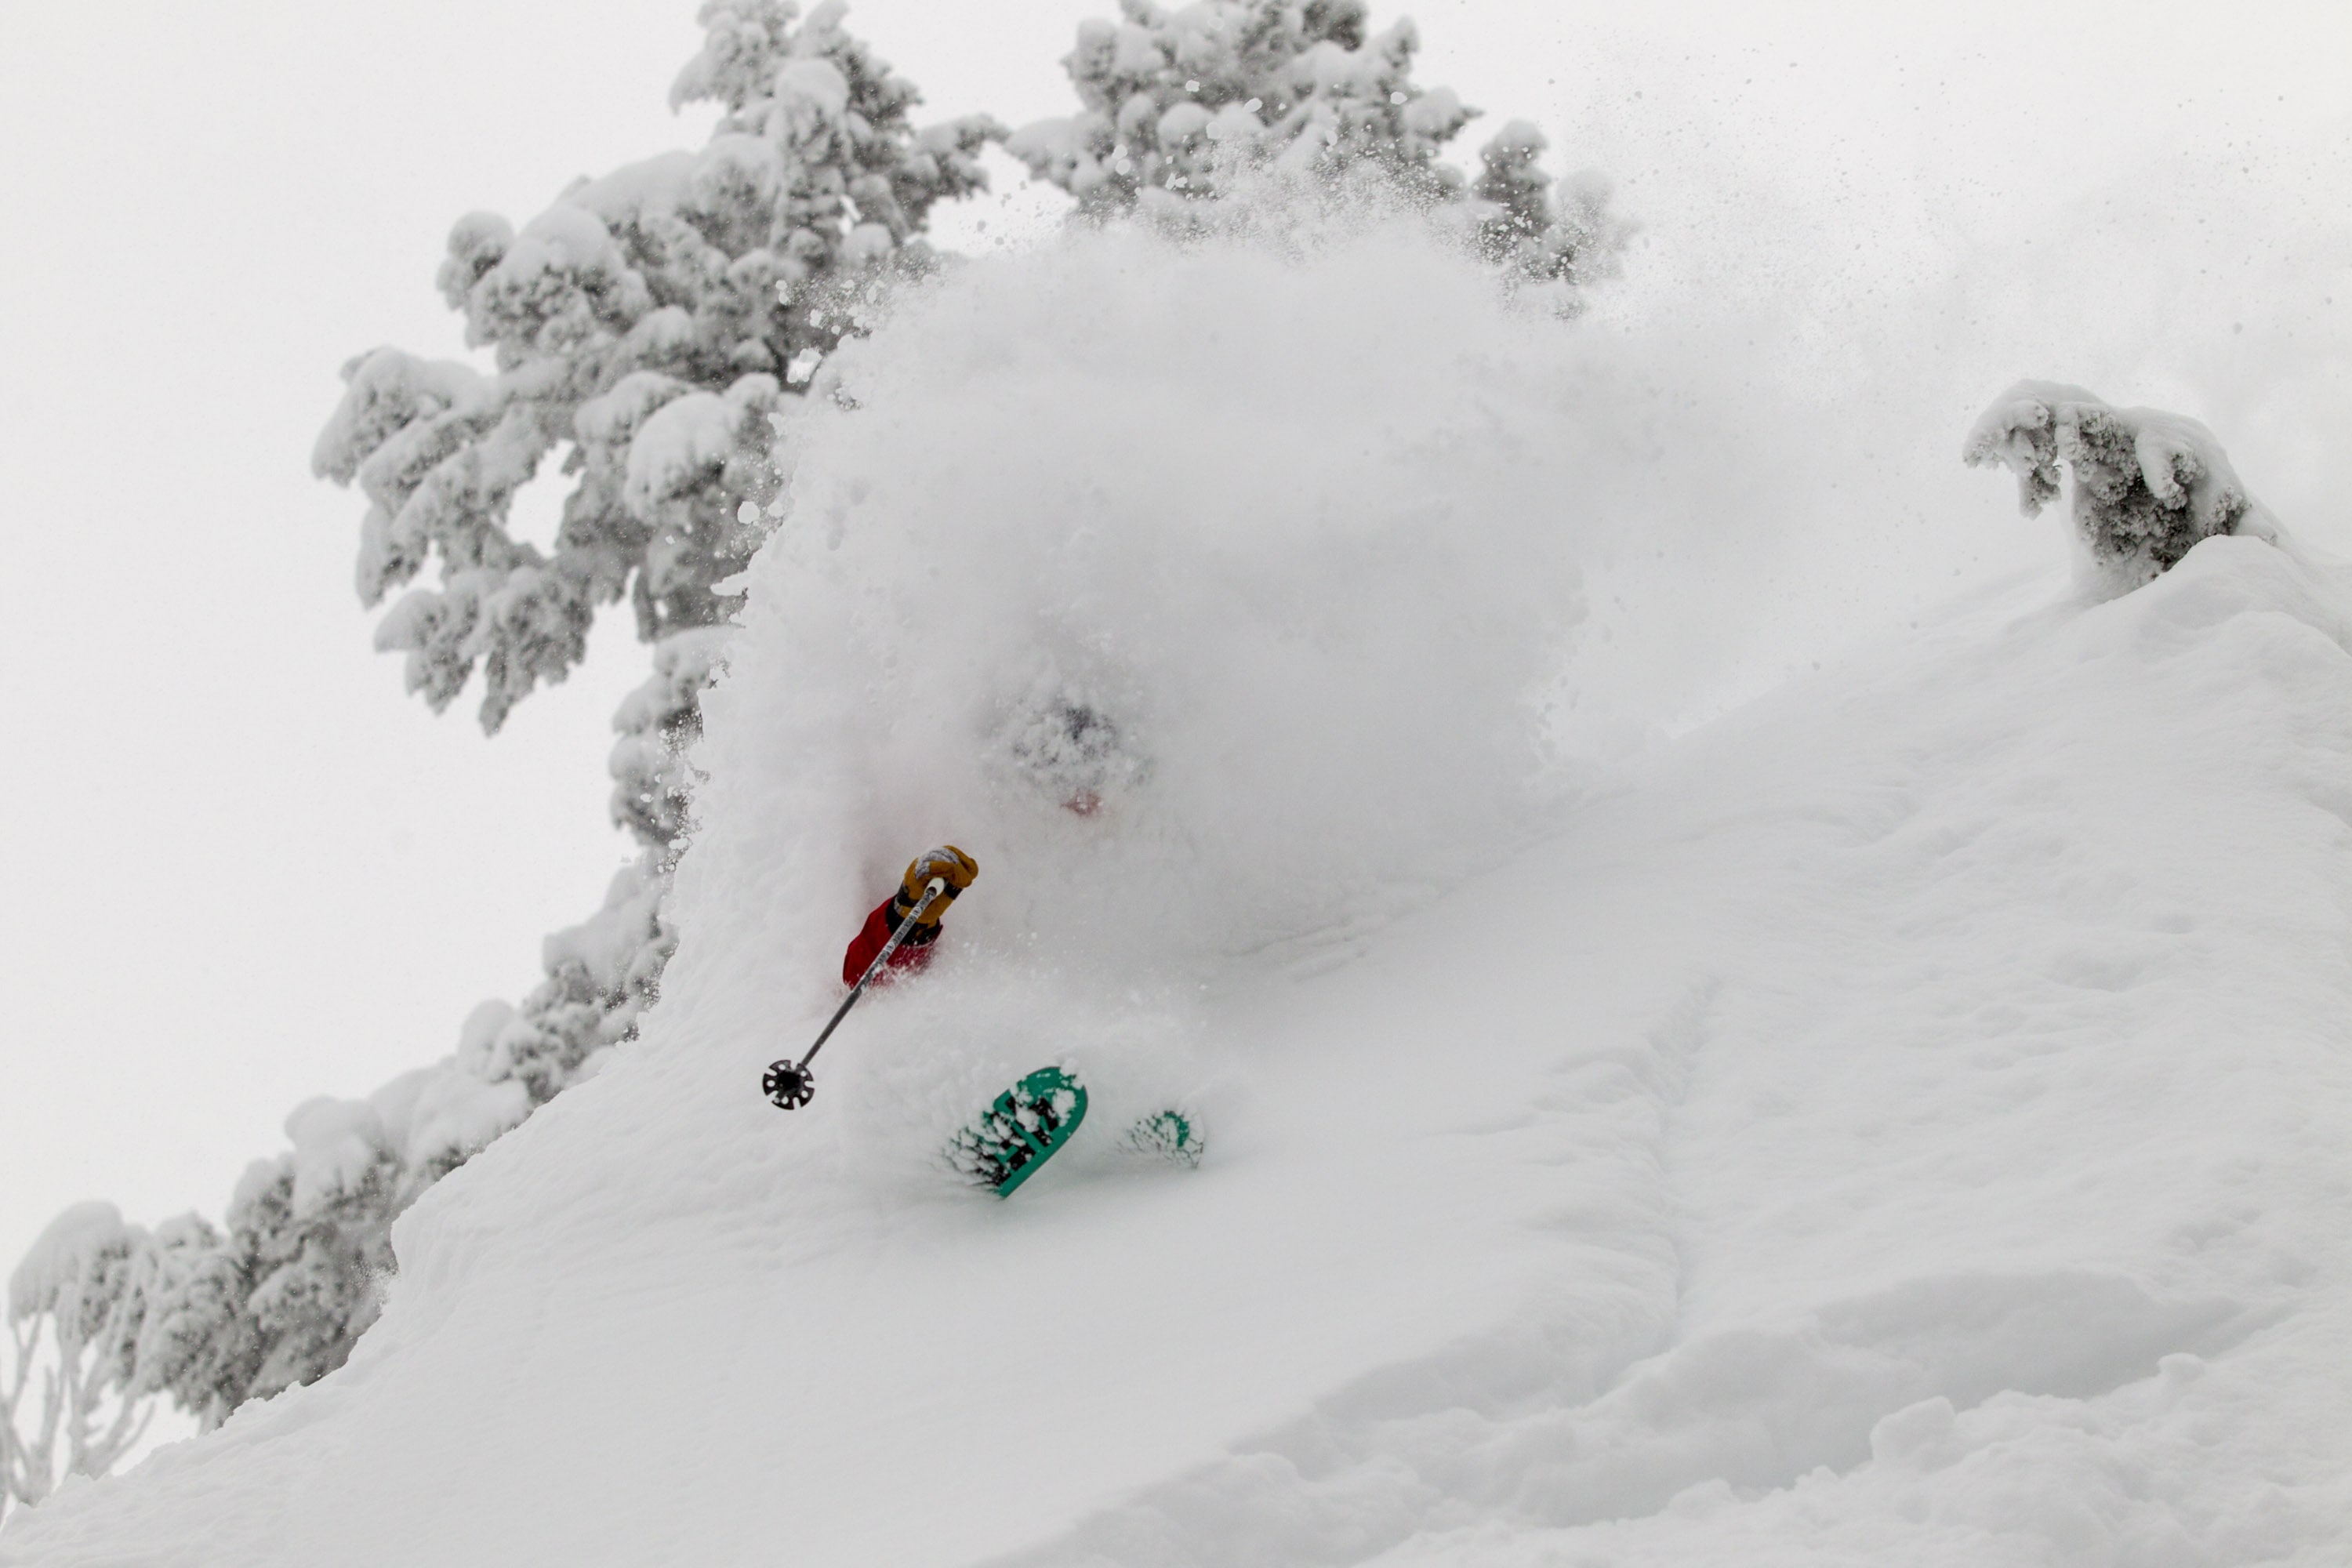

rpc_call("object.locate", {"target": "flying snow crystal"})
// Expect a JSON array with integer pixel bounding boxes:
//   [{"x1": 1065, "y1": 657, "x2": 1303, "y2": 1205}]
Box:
[{"x1": 1964, "y1": 381, "x2": 2281, "y2": 590}]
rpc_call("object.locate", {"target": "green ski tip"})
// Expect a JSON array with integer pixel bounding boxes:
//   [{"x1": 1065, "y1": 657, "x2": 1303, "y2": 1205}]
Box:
[
  {"x1": 1126, "y1": 1109, "x2": 1205, "y2": 1168},
  {"x1": 949, "y1": 1067, "x2": 1089, "y2": 1197}
]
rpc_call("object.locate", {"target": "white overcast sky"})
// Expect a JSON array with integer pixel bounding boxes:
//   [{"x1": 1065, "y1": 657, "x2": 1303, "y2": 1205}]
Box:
[{"x1": 2, "y1": 0, "x2": 2346, "y2": 1279}]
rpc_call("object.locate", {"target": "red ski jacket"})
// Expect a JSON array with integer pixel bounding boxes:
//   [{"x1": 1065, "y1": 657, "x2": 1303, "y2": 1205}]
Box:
[{"x1": 841, "y1": 898, "x2": 943, "y2": 986}]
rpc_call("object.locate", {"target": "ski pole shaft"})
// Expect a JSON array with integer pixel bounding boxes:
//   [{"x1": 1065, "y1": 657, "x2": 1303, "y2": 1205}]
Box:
[{"x1": 799, "y1": 877, "x2": 946, "y2": 1069}]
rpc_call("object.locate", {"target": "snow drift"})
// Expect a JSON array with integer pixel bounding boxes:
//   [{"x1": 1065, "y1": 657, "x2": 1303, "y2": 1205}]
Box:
[{"x1": 7, "y1": 214, "x2": 2350, "y2": 1566}]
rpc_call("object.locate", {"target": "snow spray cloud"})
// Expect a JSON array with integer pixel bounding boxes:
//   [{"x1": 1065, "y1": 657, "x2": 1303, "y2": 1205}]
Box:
[
  {"x1": 676, "y1": 107, "x2": 2352, "y2": 1017},
  {"x1": 678, "y1": 202, "x2": 1809, "y2": 999}
]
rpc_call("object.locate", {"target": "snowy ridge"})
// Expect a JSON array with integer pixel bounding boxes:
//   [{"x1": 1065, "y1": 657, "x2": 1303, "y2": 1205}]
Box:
[{"x1": 6, "y1": 212, "x2": 2348, "y2": 1563}]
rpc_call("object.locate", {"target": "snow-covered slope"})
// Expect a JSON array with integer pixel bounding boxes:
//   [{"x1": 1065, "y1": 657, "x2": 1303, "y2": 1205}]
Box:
[
  {"x1": 9, "y1": 223, "x2": 2348, "y2": 1566},
  {"x1": 16, "y1": 550, "x2": 2351, "y2": 1567}
]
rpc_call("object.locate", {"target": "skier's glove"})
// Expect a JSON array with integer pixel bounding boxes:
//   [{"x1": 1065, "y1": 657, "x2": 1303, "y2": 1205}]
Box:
[{"x1": 894, "y1": 846, "x2": 978, "y2": 927}]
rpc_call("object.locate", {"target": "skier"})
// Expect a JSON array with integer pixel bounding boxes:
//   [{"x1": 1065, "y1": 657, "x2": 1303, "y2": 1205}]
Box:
[
  {"x1": 842, "y1": 846, "x2": 978, "y2": 985},
  {"x1": 776, "y1": 840, "x2": 1192, "y2": 1182}
]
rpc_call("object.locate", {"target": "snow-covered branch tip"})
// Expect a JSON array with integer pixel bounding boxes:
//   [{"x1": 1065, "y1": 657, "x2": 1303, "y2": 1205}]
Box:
[{"x1": 1963, "y1": 382, "x2": 2280, "y2": 590}]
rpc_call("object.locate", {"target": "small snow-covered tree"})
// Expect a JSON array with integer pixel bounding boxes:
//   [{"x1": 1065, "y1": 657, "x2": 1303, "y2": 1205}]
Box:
[
  {"x1": 1965, "y1": 381, "x2": 2276, "y2": 589},
  {"x1": 316, "y1": 0, "x2": 1002, "y2": 733},
  {"x1": 1002, "y1": 0, "x2": 1618, "y2": 297},
  {"x1": 2, "y1": 1207, "x2": 158, "y2": 1523}
]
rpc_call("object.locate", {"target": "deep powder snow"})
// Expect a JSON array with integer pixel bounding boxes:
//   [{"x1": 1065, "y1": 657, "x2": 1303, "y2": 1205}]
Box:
[{"x1": 6, "y1": 220, "x2": 2347, "y2": 1566}]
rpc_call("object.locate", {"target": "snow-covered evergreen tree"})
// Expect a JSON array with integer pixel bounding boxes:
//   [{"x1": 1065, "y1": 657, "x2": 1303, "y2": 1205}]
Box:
[
  {"x1": 2, "y1": 1206, "x2": 158, "y2": 1523},
  {"x1": 1002, "y1": 0, "x2": 1617, "y2": 296},
  {"x1": 315, "y1": 0, "x2": 1000, "y2": 733},
  {"x1": 1965, "y1": 382, "x2": 2278, "y2": 589}
]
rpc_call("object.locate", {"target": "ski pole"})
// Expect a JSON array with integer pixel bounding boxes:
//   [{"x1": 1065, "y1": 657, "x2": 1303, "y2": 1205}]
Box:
[{"x1": 763, "y1": 877, "x2": 947, "y2": 1109}]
